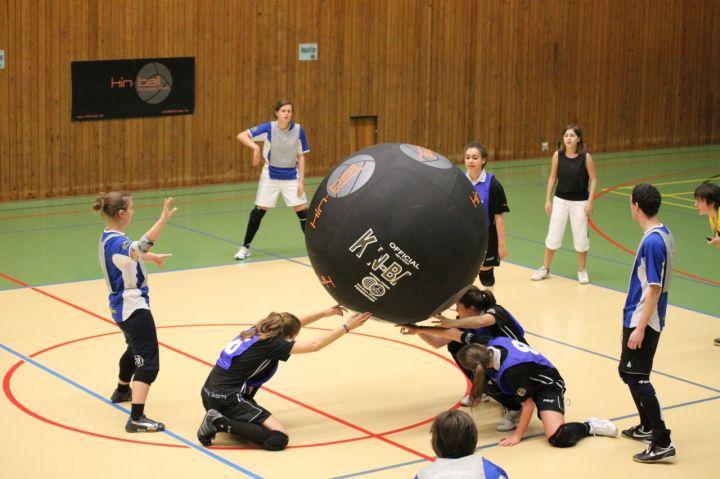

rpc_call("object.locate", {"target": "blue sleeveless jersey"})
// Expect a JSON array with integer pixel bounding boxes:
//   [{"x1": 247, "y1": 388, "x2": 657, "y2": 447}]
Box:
[
  {"x1": 215, "y1": 331, "x2": 280, "y2": 387},
  {"x1": 471, "y1": 171, "x2": 494, "y2": 222},
  {"x1": 487, "y1": 337, "x2": 554, "y2": 395}
]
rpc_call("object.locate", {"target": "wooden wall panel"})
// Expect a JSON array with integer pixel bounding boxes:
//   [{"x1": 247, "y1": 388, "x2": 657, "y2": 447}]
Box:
[{"x1": 1, "y1": 0, "x2": 719, "y2": 201}]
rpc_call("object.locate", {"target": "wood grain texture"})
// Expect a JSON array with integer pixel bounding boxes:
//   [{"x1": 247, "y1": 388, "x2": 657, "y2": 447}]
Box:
[{"x1": 1, "y1": 0, "x2": 718, "y2": 200}]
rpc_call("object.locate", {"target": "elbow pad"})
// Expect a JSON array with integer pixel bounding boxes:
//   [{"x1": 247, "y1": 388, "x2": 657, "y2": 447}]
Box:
[{"x1": 137, "y1": 235, "x2": 155, "y2": 253}]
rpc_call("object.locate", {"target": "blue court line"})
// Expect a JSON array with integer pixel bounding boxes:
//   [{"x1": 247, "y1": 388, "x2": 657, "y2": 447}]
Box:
[
  {"x1": 331, "y1": 394, "x2": 720, "y2": 478},
  {"x1": 0, "y1": 342, "x2": 264, "y2": 479}
]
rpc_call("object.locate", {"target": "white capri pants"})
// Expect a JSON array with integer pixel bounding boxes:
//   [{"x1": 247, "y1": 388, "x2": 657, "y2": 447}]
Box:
[
  {"x1": 544, "y1": 196, "x2": 590, "y2": 252},
  {"x1": 255, "y1": 175, "x2": 307, "y2": 208}
]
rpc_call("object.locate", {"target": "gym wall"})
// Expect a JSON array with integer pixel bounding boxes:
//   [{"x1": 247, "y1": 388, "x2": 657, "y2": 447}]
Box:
[{"x1": 1, "y1": 0, "x2": 718, "y2": 200}]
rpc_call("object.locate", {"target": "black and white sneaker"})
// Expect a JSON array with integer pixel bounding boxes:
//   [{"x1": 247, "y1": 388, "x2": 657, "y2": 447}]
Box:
[
  {"x1": 197, "y1": 409, "x2": 224, "y2": 446},
  {"x1": 110, "y1": 388, "x2": 132, "y2": 403},
  {"x1": 125, "y1": 415, "x2": 165, "y2": 433},
  {"x1": 622, "y1": 424, "x2": 652, "y2": 442},
  {"x1": 633, "y1": 443, "x2": 677, "y2": 463}
]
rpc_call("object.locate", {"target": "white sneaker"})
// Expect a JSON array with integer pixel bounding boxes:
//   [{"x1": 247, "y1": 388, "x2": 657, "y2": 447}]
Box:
[
  {"x1": 578, "y1": 269, "x2": 589, "y2": 284},
  {"x1": 531, "y1": 267, "x2": 549, "y2": 281},
  {"x1": 460, "y1": 395, "x2": 472, "y2": 407},
  {"x1": 586, "y1": 417, "x2": 618, "y2": 437},
  {"x1": 496, "y1": 409, "x2": 521, "y2": 432},
  {"x1": 234, "y1": 246, "x2": 251, "y2": 260}
]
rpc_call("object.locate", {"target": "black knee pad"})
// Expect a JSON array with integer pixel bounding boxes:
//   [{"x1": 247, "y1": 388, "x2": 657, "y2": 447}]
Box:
[
  {"x1": 548, "y1": 424, "x2": 573, "y2": 448},
  {"x1": 479, "y1": 268, "x2": 495, "y2": 287},
  {"x1": 133, "y1": 368, "x2": 159, "y2": 385},
  {"x1": 262, "y1": 431, "x2": 289, "y2": 451},
  {"x1": 295, "y1": 209, "x2": 307, "y2": 220}
]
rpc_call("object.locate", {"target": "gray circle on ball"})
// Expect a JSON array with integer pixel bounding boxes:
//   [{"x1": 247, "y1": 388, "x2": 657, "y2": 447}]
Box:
[
  {"x1": 136, "y1": 62, "x2": 173, "y2": 104},
  {"x1": 326, "y1": 154, "x2": 376, "y2": 198},
  {"x1": 399, "y1": 143, "x2": 452, "y2": 169}
]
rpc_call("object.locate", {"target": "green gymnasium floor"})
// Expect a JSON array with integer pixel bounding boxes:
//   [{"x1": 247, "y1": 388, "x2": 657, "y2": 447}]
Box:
[{"x1": 1, "y1": 145, "x2": 718, "y2": 318}]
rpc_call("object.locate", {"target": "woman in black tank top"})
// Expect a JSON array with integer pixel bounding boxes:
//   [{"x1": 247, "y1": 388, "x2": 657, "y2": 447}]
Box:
[{"x1": 532, "y1": 124, "x2": 597, "y2": 284}]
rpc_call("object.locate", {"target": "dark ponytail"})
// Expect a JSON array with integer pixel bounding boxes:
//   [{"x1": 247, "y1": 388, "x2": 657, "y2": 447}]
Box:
[{"x1": 458, "y1": 285, "x2": 496, "y2": 312}]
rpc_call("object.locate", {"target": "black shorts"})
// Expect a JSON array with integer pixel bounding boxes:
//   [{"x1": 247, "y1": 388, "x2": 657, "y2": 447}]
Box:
[
  {"x1": 118, "y1": 308, "x2": 159, "y2": 372},
  {"x1": 482, "y1": 227, "x2": 500, "y2": 267},
  {"x1": 619, "y1": 326, "x2": 661, "y2": 380},
  {"x1": 530, "y1": 368, "x2": 566, "y2": 416},
  {"x1": 201, "y1": 387, "x2": 271, "y2": 424}
]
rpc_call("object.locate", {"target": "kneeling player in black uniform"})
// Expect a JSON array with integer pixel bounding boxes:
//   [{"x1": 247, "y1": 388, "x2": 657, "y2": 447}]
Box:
[
  {"x1": 197, "y1": 306, "x2": 370, "y2": 450},
  {"x1": 458, "y1": 340, "x2": 617, "y2": 448}
]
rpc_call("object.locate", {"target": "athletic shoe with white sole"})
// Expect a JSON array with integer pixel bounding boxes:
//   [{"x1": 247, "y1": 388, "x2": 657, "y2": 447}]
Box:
[
  {"x1": 126, "y1": 415, "x2": 165, "y2": 433},
  {"x1": 586, "y1": 417, "x2": 618, "y2": 437},
  {"x1": 531, "y1": 267, "x2": 550, "y2": 281},
  {"x1": 496, "y1": 409, "x2": 521, "y2": 432},
  {"x1": 578, "y1": 269, "x2": 589, "y2": 284},
  {"x1": 633, "y1": 443, "x2": 677, "y2": 463},
  {"x1": 622, "y1": 424, "x2": 652, "y2": 442},
  {"x1": 234, "y1": 246, "x2": 251, "y2": 260}
]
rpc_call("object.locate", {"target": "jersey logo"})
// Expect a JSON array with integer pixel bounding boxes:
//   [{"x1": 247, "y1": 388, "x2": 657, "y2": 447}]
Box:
[
  {"x1": 516, "y1": 388, "x2": 526, "y2": 397},
  {"x1": 626, "y1": 361, "x2": 632, "y2": 368},
  {"x1": 134, "y1": 355, "x2": 144, "y2": 367}
]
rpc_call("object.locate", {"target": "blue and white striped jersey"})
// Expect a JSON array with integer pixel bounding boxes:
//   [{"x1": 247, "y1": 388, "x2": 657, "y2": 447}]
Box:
[
  {"x1": 623, "y1": 224, "x2": 674, "y2": 332},
  {"x1": 98, "y1": 229, "x2": 150, "y2": 323},
  {"x1": 248, "y1": 121, "x2": 309, "y2": 180}
]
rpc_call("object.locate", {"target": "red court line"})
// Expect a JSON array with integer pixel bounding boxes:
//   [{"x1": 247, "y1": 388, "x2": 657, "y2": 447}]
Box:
[
  {"x1": 0, "y1": 271, "x2": 437, "y2": 460},
  {"x1": 590, "y1": 167, "x2": 720, "y2": 287}
]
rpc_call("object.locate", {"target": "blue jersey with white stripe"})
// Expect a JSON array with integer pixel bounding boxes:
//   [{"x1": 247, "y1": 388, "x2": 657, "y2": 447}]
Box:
[
  {"x1": 248, "y1": 121, "x2": 310, "y2": 180},
  {"x1": 416, "y1": 455, "x2": 508, "y2": 479},
  {"x1": 98, "y1": 229, "x2": 150, "y2": 323},
  {"x1": 623, "y1": 225, "x2": 674, "y2": 332}
]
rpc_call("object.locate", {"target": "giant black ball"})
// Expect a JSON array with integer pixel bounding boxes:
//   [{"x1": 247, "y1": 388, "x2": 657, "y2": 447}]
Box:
[{"x1": 305, "y1": 143, "x2": 488, "y2": 324}]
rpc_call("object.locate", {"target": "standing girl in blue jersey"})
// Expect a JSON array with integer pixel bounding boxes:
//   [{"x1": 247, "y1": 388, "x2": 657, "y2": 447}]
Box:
[
  {"x1": 197, "y1": 306, "x2": 370, "y2": 450},
  {"x1": 234, "y1": 99, "x2": 310, "y2": 260},
  {"x1": 457, "y1": 339, "x2": 617, "y2": 448},
  {"x1": 532, "y1": 124, "x2": 597, "y2": 284},
  {"x1": 398, "y1": 286, "x2": 526, "y2": 431},
  {"x1": 93, "y1": 192, "x2": 177, "y2": 432},
  {"x1": 464, "y1": 142, "x2": 510, "y2": 289}
]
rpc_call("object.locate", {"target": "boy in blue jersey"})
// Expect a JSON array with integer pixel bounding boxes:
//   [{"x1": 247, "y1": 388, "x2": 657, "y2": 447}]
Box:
[
  {"x1": 620, "y1": 183, "x2": 677, "y2": 463},
  {"x1": 234, "y1": 99, "x2": 310, "y2": 260},
  {"x1": 94, "y1": 192, "x2": 177, "y2": 433},
  {"x1": 415, "y1": 410, "x2": 508, "y2": 479}
]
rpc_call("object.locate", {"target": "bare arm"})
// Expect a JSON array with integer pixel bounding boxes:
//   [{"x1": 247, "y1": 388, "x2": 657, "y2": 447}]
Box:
[
  {"x1": 296, "y1": 153, "x2": 306, "y2": 198},
  {"x1": 299, "y1": 305, "x2": 346, "y2": 327},
  {"x1": 291, "y1": 312, "x2": 370, "y2": 354},
  {"x1": 499, "y1": 397, "x2": 534, "y2": 447},
  {"x1": 495, "y1": 213, "x2": 508, "y2": 259},
  {"x1": 237, "y1": 130, "x2": 262, "y2": 166},
  {"x1": 627, "y1": 284, "x2": 661, "y2": 349},
  {"x1": 584, "y1": 153, "x2": 598, "y2": 215},
  {"x1": 398, "y1": 325, "x2": 463, "y2": 343},
  {"x1": 129, "y1": 198, "x2": 177, "y2": 262},
  {"x1": 545, "y1": 152, "x2": 559, "y2": 215}
]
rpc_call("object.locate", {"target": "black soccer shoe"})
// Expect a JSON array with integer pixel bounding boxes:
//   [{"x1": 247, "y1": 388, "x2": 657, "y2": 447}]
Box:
[
  {"x1": 125, "y1": 415, "x2": 165, "y2": 433},
  {"x1": 621, "y1": 424, "x2": 652, "y2": 442},
  {"x1": 633, "y1": 443, "x2": 677, "y2": 463},
  {"x1": 197, "y1": 409, "x2": 223, "y2": 446},
  {"x1": 110, "y1": 388, "x2": 132, "y2": 403}
]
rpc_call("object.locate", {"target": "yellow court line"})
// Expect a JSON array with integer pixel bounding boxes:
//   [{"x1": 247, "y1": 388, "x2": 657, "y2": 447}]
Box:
[
  {"x1": 664, "y1": 193, "x2": 695, "y2": 202},
  {"x1": 607, "y1": 190, "x2": 696, "y2": 210},
  {"x1": 617, "y1": 178, "x2": 713, "y2": 188}
]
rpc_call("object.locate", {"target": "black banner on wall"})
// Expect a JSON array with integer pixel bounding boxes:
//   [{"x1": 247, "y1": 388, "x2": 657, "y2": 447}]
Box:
[{"x1": 71, "y1": 57, "x2": 195, "y2": 121}]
